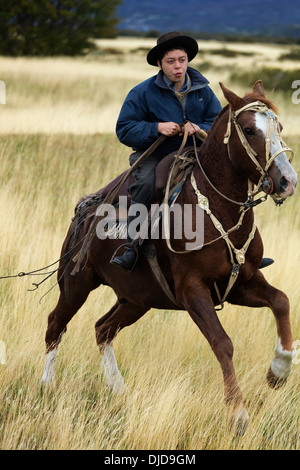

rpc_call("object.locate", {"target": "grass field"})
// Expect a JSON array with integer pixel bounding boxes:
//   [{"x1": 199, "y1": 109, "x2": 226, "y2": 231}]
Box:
[{"x1": 0, "y1": 38, "x2": 299, "y2": 450}]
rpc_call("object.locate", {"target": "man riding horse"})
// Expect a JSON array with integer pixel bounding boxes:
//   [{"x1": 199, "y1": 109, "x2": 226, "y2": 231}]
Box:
[
  {"x1": 111, "y1": 31, "x2": 222, "y2": 270},
  {"x1": 111, "y1": 31, "x2": 273, "y2": 272}
]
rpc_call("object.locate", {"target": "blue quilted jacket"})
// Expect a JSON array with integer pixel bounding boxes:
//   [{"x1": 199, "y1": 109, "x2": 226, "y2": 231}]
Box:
[{"x1": 116, "y1": 67, "x2": 222, "y2": 155}]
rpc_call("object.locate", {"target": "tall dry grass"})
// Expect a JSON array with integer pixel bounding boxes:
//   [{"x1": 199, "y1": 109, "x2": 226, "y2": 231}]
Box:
[
  {"x1": 1, "y1": 38, "x2": 299, "y2": 134},
  {"x1": 0, "y1": 38, "x2": 299, "y2": 450}
]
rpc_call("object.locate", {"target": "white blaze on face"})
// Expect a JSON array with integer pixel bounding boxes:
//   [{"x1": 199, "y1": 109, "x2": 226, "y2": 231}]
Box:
[{"x1": 255, "y1": 112, "x2": 297, "y2": 196}]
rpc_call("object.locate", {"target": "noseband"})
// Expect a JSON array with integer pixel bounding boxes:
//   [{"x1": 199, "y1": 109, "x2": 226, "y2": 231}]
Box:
[{"x1": 224, "y1": 101, "x2": 294, "y2": 203}]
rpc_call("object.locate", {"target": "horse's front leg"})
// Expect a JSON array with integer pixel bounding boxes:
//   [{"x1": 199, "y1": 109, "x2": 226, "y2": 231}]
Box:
[
  {"x1": 177, "y1": 278, "x2": 249, "y2": 435},
  {"x1": 229, "y1": 270, "x2": 295, "y2": 388}
]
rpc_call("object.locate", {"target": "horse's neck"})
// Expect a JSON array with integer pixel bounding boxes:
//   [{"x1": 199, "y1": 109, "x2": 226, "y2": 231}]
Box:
[
  {"x1": 196, "y1": 126, "x2": 248, "y2": 203},
  {"x1": 191, "y1": 126, "x2": 254, "y2": 235}
]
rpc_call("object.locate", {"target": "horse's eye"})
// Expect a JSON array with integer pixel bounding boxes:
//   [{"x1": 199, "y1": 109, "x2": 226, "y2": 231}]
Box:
[{"x1": 244, "y1": 127, "x2": 255, "y2": 136}]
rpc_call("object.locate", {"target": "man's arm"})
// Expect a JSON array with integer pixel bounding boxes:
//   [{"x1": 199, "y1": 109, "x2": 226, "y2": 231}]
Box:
[{"x1": 116, "y1": 88, "x2": 159, "y2": 148}]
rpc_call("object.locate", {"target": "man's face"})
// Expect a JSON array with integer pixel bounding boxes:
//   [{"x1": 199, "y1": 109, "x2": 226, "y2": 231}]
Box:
[{"x1": 157, "y1": 49, "x2": 188, "y2": 87}]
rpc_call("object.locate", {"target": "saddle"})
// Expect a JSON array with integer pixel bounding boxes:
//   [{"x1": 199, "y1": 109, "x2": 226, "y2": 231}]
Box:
[
  {"x1": 71, "y1": 147, "x2": 198, "y2": 307},
  {"x1": 75, "y1": 146, "x2": 197, "y2": 217}
]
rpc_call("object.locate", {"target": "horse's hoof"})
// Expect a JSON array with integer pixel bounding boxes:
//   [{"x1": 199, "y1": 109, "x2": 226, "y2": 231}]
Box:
[
  {"x1": 228, "y1": 405, "x2": 249, "y2": 436},
  {"x1": 41, "y1": 376, "x2": 56, "y2": 389},
  {"x1": 105, "y1": 372, "x2": 127, "y2": 394},
  {"x1": 266, "y1": 367, "x2": 287, "y2": 389}
]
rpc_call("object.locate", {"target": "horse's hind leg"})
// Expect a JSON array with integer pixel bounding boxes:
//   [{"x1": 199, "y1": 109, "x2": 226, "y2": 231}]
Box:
[
  {"x1": 95, "y1": 301, "x2": 148, "y2": 392},
  {"x1": 42, "y1": 268, "x2": 98, "y2": 387}
]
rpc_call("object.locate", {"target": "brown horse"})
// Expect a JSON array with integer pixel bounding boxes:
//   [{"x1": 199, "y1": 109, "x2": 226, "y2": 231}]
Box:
[{"x1": 41, "y1": 81, "x2": 297, "y2": 434}]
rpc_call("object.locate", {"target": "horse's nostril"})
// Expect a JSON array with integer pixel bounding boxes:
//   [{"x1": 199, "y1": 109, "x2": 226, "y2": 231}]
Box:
[{"x1": 280, "y1": 176, "x2": 288, "y2": 189}]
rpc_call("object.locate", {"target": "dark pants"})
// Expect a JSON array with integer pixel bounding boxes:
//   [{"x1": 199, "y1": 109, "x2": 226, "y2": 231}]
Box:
[{"x1": 127, "y1": 151, "x2": 165, "y2": 207}]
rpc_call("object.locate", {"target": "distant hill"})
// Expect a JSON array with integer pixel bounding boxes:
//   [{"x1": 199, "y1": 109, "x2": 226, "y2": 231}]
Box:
[{"x1": 117, "y1": 0, "x2": 300, "y2": 39}]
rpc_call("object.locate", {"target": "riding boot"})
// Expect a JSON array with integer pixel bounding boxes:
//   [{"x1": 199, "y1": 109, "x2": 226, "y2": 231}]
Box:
[
  {"x1": 259, "y1": 257, "x2": 274, "y2": 269},
  {"x1": 110, "y1": 236, "x2": 139, "y2": 272},
  {"x1": 110, "y1": 204, "x2": 143, "y2": 272}
]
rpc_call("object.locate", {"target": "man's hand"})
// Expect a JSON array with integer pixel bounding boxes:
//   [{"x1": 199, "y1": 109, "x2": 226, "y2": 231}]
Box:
[
  {"x1": 179, "y1": 121, "x2": 201, "y2": 136},
  {"x1": 158, "y1": 122, "x2": 181, "y2": 137}
]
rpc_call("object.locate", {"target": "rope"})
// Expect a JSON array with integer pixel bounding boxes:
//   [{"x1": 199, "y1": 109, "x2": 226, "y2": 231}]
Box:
[{"x1": 0, "y1": 235, "x2": 84, "y2": 298}]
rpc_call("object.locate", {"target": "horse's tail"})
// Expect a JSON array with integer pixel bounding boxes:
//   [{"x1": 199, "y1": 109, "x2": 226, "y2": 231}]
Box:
[{"x1": 61, "y1": 193, "x2": 105, "y2": 297}]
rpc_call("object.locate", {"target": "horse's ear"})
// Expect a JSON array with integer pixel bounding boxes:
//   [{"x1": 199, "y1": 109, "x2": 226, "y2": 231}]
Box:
[
  {"x1": 252, "y1": 80, "x2": 266, "y2": 97},
  {"x1": 219, "y1": 82, "x2": 244, "y2": 110}
]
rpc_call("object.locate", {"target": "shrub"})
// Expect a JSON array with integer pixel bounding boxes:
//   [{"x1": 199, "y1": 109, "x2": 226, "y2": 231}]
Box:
[
  {"x1": 279, "y1": 48, "x2": 300, "y2": 61},
  {"x1": 229, "y1": 67, "x2": 300, "y2": 93}
]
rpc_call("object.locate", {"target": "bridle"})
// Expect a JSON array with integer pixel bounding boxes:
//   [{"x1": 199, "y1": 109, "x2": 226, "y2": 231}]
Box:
[
  {"x1": 223, "y1": 100, "x2": 294, "y2": 206},
  {"x1": 163, "y1": 101, "x2": 295, "y2": 306},
  {"x1": 164, "y1": 101, "x2": 295, "y2": 256}
]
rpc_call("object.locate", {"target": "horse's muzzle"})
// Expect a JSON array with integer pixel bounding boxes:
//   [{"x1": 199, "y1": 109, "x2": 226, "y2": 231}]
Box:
[
  {"x1": 279, "y1": 175, "x2": 297, "y2": 197},
  {"x1": 271, "y1": 175, "x2": 297, "y2": 200},
  {"x1": 268, "y1": 159, "x2": 297, "y2": 198}
]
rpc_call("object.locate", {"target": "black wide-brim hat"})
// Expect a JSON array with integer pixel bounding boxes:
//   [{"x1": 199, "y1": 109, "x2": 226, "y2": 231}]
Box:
[{"x1": 147, "y1": 31, "x2": 199, "y2": 66}]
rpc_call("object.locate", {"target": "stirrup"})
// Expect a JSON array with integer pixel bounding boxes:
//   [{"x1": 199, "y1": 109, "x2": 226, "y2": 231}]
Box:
[{"x1": 110, "y1": 243, "x2": 139, "y2": 272}]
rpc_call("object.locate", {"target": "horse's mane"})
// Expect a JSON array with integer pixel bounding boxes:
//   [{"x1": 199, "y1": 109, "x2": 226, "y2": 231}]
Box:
[
  {"x1": 243, "y1": 92, "x2": 278, "y2": 114},
  {"x1": 206, "y1": 91, "x2": 278, "y2": 139},
  {"x1": 205, "y1": 104, "x2": 229, "y2": 138}
]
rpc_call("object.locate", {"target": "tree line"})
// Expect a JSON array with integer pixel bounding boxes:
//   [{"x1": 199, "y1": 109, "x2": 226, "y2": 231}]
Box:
[
  {"x1": 0, "y1": 0, "x2": 122, "y2": 56},
  {"x1": 1, "y1": 2, "x2": 298, "y2": 57}
]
